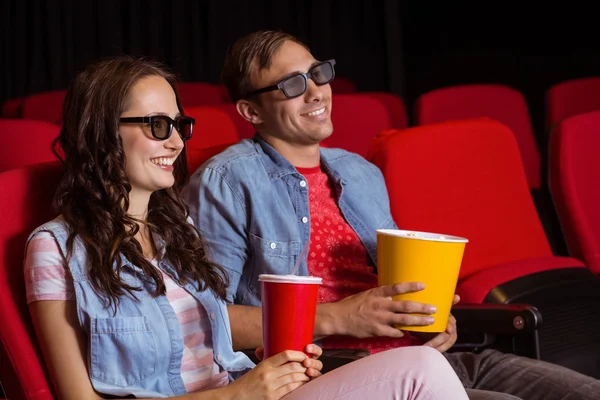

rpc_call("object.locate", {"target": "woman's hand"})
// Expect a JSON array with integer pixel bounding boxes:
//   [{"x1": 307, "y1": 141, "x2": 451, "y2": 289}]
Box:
[
  {"x1": 255, "y1": 344, "x2": 324, "y2": 380},
  {"x1": 225, "y1": 350, "x2": 311, "y2": 400},
  {"x1": 302, "y1": 344, "x2": 323, "y2": 379}
]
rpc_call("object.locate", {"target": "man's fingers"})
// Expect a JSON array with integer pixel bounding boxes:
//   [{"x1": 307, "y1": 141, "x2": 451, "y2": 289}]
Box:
[
  {"x1": 452, "y1": 294, "x2": 460, "y2": 305},
  {"x1": 372, "y1": 324, "x2": 406, "y2": 338},
  {"x1": 425, "y1": 332, "x2": 449, "y2": 349},
  {"x1": 388, "y1": 300, "x2": 437, "y2": 315},
  {"x1": 254, "y1": 347, "x2": 265, "y2": 361},
  {"x1": 378, "y1": 282, "x2": 425, "y2": 297},
  {"x1": 446, "y1": 314, "x2": 457, "y2": 335},
  {"x1": 389, "y1": 313, "x2": 435, "y2": 327}
]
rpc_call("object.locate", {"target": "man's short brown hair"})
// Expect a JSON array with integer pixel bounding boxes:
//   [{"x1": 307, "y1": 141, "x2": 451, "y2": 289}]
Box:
[{"x1": 222, "y1": 30, "x2": 310, "y2": 103}]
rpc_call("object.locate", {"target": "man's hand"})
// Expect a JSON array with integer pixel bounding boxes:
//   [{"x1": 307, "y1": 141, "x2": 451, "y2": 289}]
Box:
[
  {"x1": 412, "y1": 294, "x2": 460, "y2": 353},
  {"x1": 316, "y1": 282, "x2": 436, "y2": 338}
]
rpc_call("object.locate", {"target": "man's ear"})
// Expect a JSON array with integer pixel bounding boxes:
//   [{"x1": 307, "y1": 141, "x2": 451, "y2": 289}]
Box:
[{"x1": 236, "y1": 100, "x2": 263, "y2": 125}]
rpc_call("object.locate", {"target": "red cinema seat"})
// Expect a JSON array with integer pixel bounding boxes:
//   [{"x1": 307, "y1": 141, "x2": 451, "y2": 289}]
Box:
[
  {"x1": 21, "y1": 91, "x2": 67, "y2": 125},
  {"x1": 550, "y1": 111, "x2": 600, "y2": 275},
  {"x1": 415, "y1": 84, "x2": 541, "y2": 190},
  {"x1": 0, "y1": 162, "x2": 62, "y2": 400},
  {"x1": 2, "y1": 97, "x2": 25, "y2": 119},
  {"x1": 363, "y1": 92, "x2": 408, "y2": 129},
  {"x1": 368, "y1": 118, "x2": 600, "y2": 377},
  {"x1": 324, "y1": 94, "x2": 392, "y2": 158},
  {"x1": 546, "y1": 77, "x2": 600, "y2": 128},
  {"x1": 177, "y1": 82, "x2": 227, "y2": 108},
  {"x1": 0, "y1": 120, "x2": 60, "y2": 173}
]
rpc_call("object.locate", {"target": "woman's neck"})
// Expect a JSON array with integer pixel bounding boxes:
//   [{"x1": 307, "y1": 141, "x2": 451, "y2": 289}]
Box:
[
  {"x1": 127, "y1": 188, "x2": 155, "y2": 259},
  {"x1": 127, "y1": 188, "x2": 151, "y2": 220}
]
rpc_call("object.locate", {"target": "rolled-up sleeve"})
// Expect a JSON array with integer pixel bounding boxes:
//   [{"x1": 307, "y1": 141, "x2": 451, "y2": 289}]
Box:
[{"x1": 183, "y1": 168, "x2": 249, "y2": 303}]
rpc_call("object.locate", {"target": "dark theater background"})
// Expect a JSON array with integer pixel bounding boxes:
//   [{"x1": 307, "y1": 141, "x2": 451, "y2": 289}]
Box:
[{"x1": 2, "y1": 1, "x2": 599, "y2": 139}]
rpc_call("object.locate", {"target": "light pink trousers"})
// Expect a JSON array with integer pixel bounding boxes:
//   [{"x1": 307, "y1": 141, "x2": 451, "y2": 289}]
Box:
[{"x1": 285, "y1": 346, "x2": 469, "y2": 400}]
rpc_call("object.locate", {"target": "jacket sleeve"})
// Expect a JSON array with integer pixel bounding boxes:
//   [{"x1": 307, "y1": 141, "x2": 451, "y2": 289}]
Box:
[{"x1": 182, "y1": 168, "x2": 249, "y2": 304}]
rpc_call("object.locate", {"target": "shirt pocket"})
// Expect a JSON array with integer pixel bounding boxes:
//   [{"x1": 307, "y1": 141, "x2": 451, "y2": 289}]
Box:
[
  {"x1": 247, "y1": 234, "x2": 300, "y2": 296},
  {"x1": 90, "y1": 316, "x2": 156, "y2": 387}
]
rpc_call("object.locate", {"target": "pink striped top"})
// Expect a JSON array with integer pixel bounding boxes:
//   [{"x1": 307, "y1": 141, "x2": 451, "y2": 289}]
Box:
[{"x1": 24, "y1": 231, "x2": 229, "y2": 393}]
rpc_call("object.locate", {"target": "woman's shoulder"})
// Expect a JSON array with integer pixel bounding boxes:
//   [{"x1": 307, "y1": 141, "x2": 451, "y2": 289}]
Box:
[{"x1": 28, "y1": 215, "x2": 70, "y2": 241}]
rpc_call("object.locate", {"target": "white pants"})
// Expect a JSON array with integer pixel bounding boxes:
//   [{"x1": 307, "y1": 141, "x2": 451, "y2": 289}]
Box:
[{"x1": 285, "y1": 346, "x2": 469, "y2": 400}]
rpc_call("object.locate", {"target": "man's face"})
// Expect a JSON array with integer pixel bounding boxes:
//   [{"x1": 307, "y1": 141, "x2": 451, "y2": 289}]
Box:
[{"x1": 248, "y1": 40, "x2": 334, "y2": 146}]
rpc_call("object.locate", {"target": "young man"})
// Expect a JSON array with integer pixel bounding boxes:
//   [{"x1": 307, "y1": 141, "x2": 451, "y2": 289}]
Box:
[{"x1": 182, "y1": 30, "x2": 600, "y2": 400}]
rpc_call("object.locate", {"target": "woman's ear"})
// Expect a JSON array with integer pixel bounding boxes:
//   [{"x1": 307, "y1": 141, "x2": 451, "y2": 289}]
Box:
[{"x1": 236, "y1": 100, "x2": 263, "y2": 125}]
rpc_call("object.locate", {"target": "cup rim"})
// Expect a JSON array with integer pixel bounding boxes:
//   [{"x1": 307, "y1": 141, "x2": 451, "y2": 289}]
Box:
[
  {"x1": 258, "y1": 274, "x2": 323, "y2": 284},
  {"x1": 376, "y1": 229, "x2": 468, "y2": 243}
]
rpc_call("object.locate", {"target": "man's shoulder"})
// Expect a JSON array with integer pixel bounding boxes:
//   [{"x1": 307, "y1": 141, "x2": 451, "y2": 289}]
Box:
[
  {"x1": 201, "y1": 139, "x2": 261, "y2": 171},
  {"x1": 321, "y1": 147, "x2": 380, "y2": 172}
]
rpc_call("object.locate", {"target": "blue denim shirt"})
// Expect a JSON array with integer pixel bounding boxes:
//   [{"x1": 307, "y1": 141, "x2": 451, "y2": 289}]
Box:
[
  {"x1": 182, "y1": 136, "x2": 396, "y2": 306},
  {"x1": 27, "y1": 217, "x2": 254, "y2": 398}
]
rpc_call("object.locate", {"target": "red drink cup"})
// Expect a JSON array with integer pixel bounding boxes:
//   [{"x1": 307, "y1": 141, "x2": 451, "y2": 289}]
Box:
[{"x1": 259, "y1": 274, "x2": 322, "y2": 358}]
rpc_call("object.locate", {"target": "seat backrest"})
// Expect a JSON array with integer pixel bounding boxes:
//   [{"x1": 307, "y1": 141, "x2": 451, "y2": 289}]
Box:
[
  {"x1": 363, "y1": 92, "x2": 408, "y2": 129},
  {"x1": 368, "y1": 118, "x2": 553, "y2": 280},
  {"x1": 2, "y1": 97, "x2": 25, "y2": 119},
  {"x1": 213, "y1": 104, "x2": 255, "y2": 140},
  {"x1": 415, "y1": 84, "x2": 540, "y2": 190},
  {"x1": 0, "y1": 119, "x2": 60, "y2": 173},
  {"x1": 550, "y1": 111, "x2": 600, "y2": 274},
  {"x1": 0, "y1": 162, "x2": 61, "y2": 400},
  {"x1": 184, "y1": 106, "x2": 239, "y2": 174},
  {"x1": 215, "y1": 84, "x2": 232, "y2": 103},
  {"x1": 324, "y1": 94, "x2": 392, "y2": 157},
  {"x1": 177, "y1": 82, "x2": 226, "y2": 108},
  {"x1": 330, "y1": 77, "x2": 356, "y2": 94},
  {"x1": 184, "y1": 106, "x2": 239, "y2": 149},
  {"x1": 546, "y1": 77, "x2": 600, "y2": 128},
  {"x1": 21, "y1": 91, "x2": 67, "y2": 125}
]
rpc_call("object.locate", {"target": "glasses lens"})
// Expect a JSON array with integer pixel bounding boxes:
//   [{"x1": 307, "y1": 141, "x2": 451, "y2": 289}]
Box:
[
  {"x1": 311, "y1": 62, "x2": 334, "y2": 85},
  {"x1": 282, "y1": 74, "x2": 307, "y2": 98},
  {"x1": 176, "y1": 117, "x2": 194, "y2": 140},
  {"x1": 151, "y1": 116, "x2": 171, "y2": 139}
]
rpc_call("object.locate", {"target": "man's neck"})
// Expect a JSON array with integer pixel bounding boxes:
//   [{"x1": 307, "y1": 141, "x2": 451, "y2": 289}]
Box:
[{"x1": 259, "y1": 134, "x2": 321, "y2": 168}]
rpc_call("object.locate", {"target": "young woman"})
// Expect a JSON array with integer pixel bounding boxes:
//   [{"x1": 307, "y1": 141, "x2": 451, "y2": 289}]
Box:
[{"x1": 24, "y1": 56, "x2": 468, "y2": 399}]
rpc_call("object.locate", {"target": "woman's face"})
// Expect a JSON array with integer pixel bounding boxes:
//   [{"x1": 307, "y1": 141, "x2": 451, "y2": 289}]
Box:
[{"x1": 118, "y1": 75, "x2": 185, "y2": 196}]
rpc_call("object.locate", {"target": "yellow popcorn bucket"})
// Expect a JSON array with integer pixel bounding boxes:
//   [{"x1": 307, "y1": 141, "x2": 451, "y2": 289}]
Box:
[{"x1": 377, "y1": 229, "x2": 468, "y2": 332}]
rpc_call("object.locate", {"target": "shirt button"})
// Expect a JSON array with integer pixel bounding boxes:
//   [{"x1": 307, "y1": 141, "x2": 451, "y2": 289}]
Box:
[
  {"x1": 299, "y1": 180, "x2": 307, "y2": 187},
  {"x1": 302, "y1": 217, "x2": 308, "y2": 223},
  {"x1": 270, "y1": 242, "x2": 277, "y2": 249},
  {"x1": 210, "y1": 313, "x2": 216, "y2": 320},
  {"x1": 217, "y1": 354, "x2": 223, "y2": 362}
]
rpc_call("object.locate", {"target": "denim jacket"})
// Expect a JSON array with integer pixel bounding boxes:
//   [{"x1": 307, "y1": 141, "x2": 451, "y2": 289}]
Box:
[
  {"x1": 27, "y1": 217, "x2": 254, "y2": 398},
  {"x1": 182, "y1": 136, "x2": 396, "y2": 306}
]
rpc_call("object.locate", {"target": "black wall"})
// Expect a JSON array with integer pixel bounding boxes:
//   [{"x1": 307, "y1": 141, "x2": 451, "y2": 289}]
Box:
[{"x1": 2, "y1": 0, "x2": 599, "y2": 138}]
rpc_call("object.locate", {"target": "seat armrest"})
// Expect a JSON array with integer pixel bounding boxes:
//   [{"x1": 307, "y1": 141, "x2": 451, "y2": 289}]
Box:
[
  {"x1": 452, "y1": 303, "x2": 542, "y2": 334},
  {"x1": 241, "y1": 347, "x2": 371, "y2": 373}
]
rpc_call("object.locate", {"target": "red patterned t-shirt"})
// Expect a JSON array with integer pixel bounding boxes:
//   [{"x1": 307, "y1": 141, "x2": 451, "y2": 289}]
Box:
[{"x1": 297, "y1": 165, "x2": 423, "y2": 354}]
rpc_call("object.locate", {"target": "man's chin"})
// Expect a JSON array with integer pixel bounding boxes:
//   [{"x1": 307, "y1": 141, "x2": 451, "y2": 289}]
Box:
[{"x1": 307, "y1": 127, "x2": 334, "y2": 144}]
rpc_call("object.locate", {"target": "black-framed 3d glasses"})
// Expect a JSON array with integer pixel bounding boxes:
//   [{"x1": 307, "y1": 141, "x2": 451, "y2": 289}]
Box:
[
  {"x1": 119, "y1": 115, "x2": 195, "y2": 141},
  {"x1": 244, "y1": 59, "x2": 336, "y2": 99}
]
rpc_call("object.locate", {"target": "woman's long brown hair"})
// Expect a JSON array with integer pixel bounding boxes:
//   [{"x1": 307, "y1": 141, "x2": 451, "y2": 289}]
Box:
[{"x1": 53, "y1": 56, "x2": 229, "y2": 308}]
